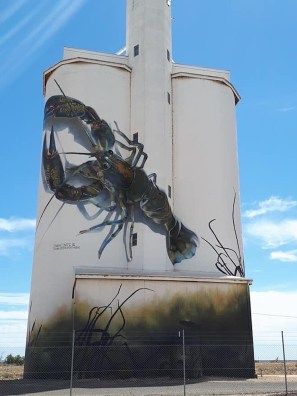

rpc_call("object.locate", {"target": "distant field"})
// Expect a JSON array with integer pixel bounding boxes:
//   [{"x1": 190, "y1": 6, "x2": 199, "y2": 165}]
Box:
[
  {"x1": 256, "y1": 361, "x2": 297, "y2": 376},
  {"x1": 0, "y1": 362, "x2": 296, "y2": 380}
]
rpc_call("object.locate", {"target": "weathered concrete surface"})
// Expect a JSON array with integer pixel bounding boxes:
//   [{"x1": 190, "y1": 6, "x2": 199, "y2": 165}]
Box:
[{"x1": 1, "y1": 375, "x2": 297, "y2": 396}]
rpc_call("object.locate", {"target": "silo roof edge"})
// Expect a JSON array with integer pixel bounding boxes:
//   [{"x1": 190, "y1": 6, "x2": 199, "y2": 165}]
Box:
[
  {"x1": 172, "y1": 70, "x2": 241, "y2": 104},
  {"x1": 73, "y1": 267, "x2": 252, "y2": 284},
  {"x1": 43, "y1": 57, "x2": 131, "y2": 95}
]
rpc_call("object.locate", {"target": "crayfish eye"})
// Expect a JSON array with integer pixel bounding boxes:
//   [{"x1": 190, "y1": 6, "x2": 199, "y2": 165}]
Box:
[
  {"x1": 103, "y1": 162, "x2": 110, "y2": 170},
  {"x1": 108, "y1": 150, "x2": 113, "y2": 156}
]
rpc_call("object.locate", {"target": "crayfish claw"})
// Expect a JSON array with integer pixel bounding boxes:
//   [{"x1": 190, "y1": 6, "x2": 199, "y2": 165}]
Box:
[
  {"x1": 167, "y1": 222, "x2": 199, "y2": 265},
  {"x1": 42, "y1": 126, "x2": 65, "y2": 191},
  {"x1": 44, "y1": 95, "x2": 85, "y2": 119}
]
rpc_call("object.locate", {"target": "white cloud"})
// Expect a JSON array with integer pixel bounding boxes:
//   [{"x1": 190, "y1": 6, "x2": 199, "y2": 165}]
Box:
[
  {"x1": 251, "y1": 291, "x2": 297, "y2": 334},
  {"x1": 0, "y1": 311, "x2": 28, "y2": 320},
  {"x1": 251, "y1": 291, "x2": 297, "y2": 320},
  {"x1": 246, "y1": 218, "x2": 297, "y2": 248},
  {"x1": 0, "y1": 218, "x2": 35, "y2": 256},
  {"x1": 0, "y1": 238, "x2": 33, "y2": 256},
  {"x1": 0, "y1": 319, "x2": 28, "y2": 353},
  {"x1": 243, "y1": 196, "x2": 297, "y2": 218},
  {"x1": 270, "y1": 250, "x2": 297, "y2": 262},
  {"x1": 0, "y1": 218, "x2": 36, "y2": 232},
  {"x1": 251, "y1": 291, "x2": 297, "y2": 359},
  {"x1": 0, "y1": 295, "x2": 29, "y2": 355},
  {"x1": 0, "y1": 293, "x2": 29, "y2": 306}
]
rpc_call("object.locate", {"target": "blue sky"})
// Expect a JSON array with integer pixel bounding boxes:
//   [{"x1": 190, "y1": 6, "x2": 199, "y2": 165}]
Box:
[{"x1": 0, "y1": 0, "x2": 296, "y2": 357}]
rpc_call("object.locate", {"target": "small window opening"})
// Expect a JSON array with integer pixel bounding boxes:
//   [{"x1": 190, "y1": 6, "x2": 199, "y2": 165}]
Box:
[
  {"x1": 133, "y1": 132, "x2": 138, "y2": 142},
  {"x1": 168, "y1": 185, "x2": 172, "y2": 198},
  {"x1": 132, "y1": 233, "x2": 138, "y2": 246},
  {"x1": 167, "y1": 49, "x2": 170, "y2": 61},
  {"x1": 134, "y1": 44, "x2": 139, "y2": 57},
  {"x1": 167, "y1": 92, "x2": 171, "y2": 104}
]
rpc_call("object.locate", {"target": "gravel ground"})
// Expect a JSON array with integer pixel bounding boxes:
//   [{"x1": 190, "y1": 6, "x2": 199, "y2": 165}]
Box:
[
  {"x1": 0, "y1": 376, "x2": 296, "y2": 396},
  {"x1": 1, "y1": 364, "x2": 297, "y2": 396}
]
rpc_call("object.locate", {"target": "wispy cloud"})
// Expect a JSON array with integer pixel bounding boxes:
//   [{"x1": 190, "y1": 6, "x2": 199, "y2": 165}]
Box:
[
  {"x1": 0, "y1": 0, "x2": 28, "y2": 24},
  {"x1": 0, "y1": 0, "x2": 86, "y2": 89},
  {"x1": 270, "y1": 249, "x2": 297, "y2": 263},
  {"x1": 0, "y1": 1, "x2": 47, "y2": 48},
  {"x1": 0, "y1": 238, "x2": 33, "y2": 256},
  {"x1": 0, "y1": 217, "x2": 35, "y2": 232},
  {"x1": 0, "y1": 293, "x2": 29, "y2": 306},
  {"x1": 246, "y1": 218, "x2": 297, "y2": 248},
  {"x1": 0, "y1": 311, "x2": 28, "y2": 320},
  {"x1": 277, "y1": 106, "x2": 296, "y2": 112},
  {"x1": 244, "y1": 196, "x2": 297, "y2": 263},
  {"x1": 0, "y1": 294, "x2": 29, "y2": 354},
  {"x1": 0, "y1": 218, "x2": 35, "y2": 257},
  {"x1": 243, "y1": 196, "x2": 297, "y2": 218},
  {"x1": 0, "y1": 317, "x2": 28, "y2": 353}
]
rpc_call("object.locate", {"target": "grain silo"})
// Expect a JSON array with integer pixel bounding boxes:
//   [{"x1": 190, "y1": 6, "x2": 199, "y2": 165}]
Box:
[{"x1": 25, "y1": 0, "x2": 254, "y2": 379}]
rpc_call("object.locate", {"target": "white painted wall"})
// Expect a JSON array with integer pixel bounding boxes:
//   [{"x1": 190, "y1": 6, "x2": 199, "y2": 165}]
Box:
[
  {"x1": 28, "y1": 0, "x2": 245, "y2": 331},
  {"x1": 172, "y1": 76, "x2": 243, "y2": 276},
  {"x1": 75, "y1": 275, "x2": 249, "y2": 320},
  {"x1": 30, "y1": 62, "x2": 131, "y2": 323},
  {"x1": 127, "y1": 0, "x2": 173, "y2": 272}
]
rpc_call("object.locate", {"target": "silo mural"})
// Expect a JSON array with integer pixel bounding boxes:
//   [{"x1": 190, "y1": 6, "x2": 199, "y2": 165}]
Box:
[{"x1": 42, "y1": 92, "x2": 198, "y2": 265}]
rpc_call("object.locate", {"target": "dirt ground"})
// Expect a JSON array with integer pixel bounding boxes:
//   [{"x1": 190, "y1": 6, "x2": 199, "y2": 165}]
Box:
[{"x1": 0, "y1": 362, "x2": 296, "y2": 381}]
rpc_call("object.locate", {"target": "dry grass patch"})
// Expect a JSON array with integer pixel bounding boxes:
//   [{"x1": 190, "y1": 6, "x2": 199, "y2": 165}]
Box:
[
  {"x1": 0, "y1": 364, "x2": 23, "y2": 380},
  {"x1": 1, "y1": 362, "x2": 296, "y2": 380},
  {"x1": 256, "y1": 362, "x2": 297, "y2": 376}
]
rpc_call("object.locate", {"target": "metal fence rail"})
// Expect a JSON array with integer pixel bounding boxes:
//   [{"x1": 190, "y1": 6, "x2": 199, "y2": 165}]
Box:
[{"x1": 0, "y1": 331, "x2": 296, "y2": 395}]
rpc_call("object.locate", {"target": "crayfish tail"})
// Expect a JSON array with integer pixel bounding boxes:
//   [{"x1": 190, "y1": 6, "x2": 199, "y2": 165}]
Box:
[{"x1": 167, "y1": 222, "x2": 199, "y2": 265}]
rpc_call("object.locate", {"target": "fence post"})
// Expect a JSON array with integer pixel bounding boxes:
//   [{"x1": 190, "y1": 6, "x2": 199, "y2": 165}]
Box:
[
  {"x1": 182, "y1": 329, "x2": 186, "y2": 396},
  {"x1": 281, "y1": 330, "x2": 288, "y2": 396},
  {"x1": 70, "y1": 329, "x2": 75, "y2": 396}
]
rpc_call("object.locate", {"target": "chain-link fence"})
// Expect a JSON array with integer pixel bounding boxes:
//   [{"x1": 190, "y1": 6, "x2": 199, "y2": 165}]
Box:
[{"x1": 0, "y1": 331, "x2": 296, "y2": 395}]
